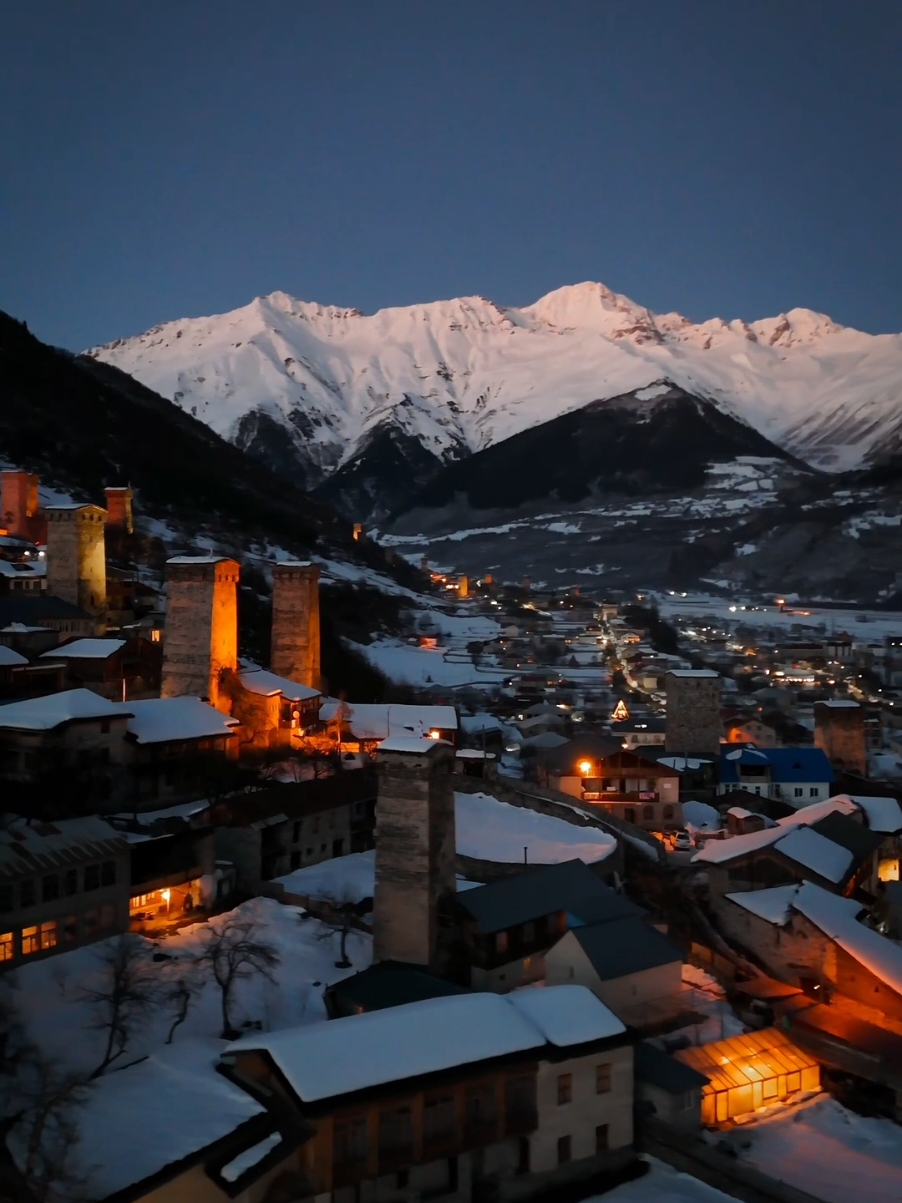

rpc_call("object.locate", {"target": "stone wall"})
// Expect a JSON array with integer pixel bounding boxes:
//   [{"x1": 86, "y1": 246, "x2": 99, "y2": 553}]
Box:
[
  {"x1": 271, "y1": 562, "x2": 321, "y2": 691},
  {"x1": 46, "y1": 505, "x2": 107, "y2": 615},
  {"x1": 665, "y1": 672, "x2": 721, "y2": 756},
  {"x1": 161, "y1": 558, "x2": 239, "y2": 709}
]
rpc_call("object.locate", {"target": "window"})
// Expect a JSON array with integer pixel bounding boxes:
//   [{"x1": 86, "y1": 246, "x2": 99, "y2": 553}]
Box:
[
  {"x1": 810, "y1": 787, "x2": 819, "y2": 797},
  {"x1": 495, "y1": 931, "x2": 509, "y2": 954},
  {"x1": 557, "y1": 1135, "x2": 571, "y2": 1165},
  {"x1": 62, "y1": 917, "x2": 77, "y2": 943},
  {"x1": 83, "y1": 865, "x2": 100, "y2": 892},
  {"x1": 794, "y1": 787, "x2": 803, "y2": 798},
  {"x1": 64, "y1": 869, "x2": 78, "y2": 896},
  {"x1": 21, "y1": 926, "x2": 39, "y2": 956},
  {"x1": 42, "y1": 875, "x2": 59, "y2": 903},
  {"x1": 333, "y1": 1117, "x2": 367, "y2": 1167},
  {"x1": 378, "y1": 1106, "x2": 413, "y2": 1160},
  {"x1": 596, "y1": 1063, "x2": 612, "y2": 1094},
  {"x1": 101, "y1": 861, "x2": 116, "y2": 887},
  {"x1": 39, "y1": 921, "x2": 57, "y2": 950},
  {"x1": 595, "y1": 1123, "x2": 609, "y2": 1153},
  {"x1": 624, "y1": 808, "x2": 636, "y2": 824},
  {"x1": 0, "y1": 933, "x2": 13, "y2": 961},
  {"x1": 557, "y1": 1073, "x2": 572, "y2": 1105},
  {"x1": 319, "y1": 843, "x2": 326, "y2": 853},
  {"x1": 0, "y1": 886, "x2": 12, "y2": 914},
  {"x1": 305, "y1": 847, "x2": 313, "y2": 856},
  {"x1": 423, "y1": 1096, "x2": 456, "y2": 1146},
  {"x1": 643, "y1": 805, "x2": 654, "y2": 821},
  {"x1": 464, "y1": 1083, "x2": 497, "y2": 1138},
  {"x1": 19, "y1": 880, "x2": 35, "y2": 908},
  {"x1": 290, "y1": 851, "x2": 301, "y2": 870}
]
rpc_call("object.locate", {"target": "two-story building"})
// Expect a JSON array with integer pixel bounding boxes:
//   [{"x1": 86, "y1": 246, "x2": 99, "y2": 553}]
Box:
[
  {"x1": 717, "y1": 747, "x2": 834, "y2": 807},
  {"x1": 0, "y1": 815, "x2": 130, "y2": 969}
]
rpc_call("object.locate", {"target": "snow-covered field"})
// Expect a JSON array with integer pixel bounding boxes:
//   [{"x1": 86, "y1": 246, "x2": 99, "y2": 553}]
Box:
[
  {"x1": 719, "y1": 1095, "x2": 902, "y2": 1203},
  {"x1": 590, "y1": 1156, "x2": 738, "y2": 1203},
  {"x1": 455, "y1": 791, "x2": 617, "y2": 865},
  {"x1": 347, "y1": 637, "x2": 509, "y2": 687},
  {"x1": 656, "y1": 592, "x2": 902, "y2": 639}
]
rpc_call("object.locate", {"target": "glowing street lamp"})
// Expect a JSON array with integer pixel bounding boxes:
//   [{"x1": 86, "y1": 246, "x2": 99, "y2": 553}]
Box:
[{"x1": 578, "y1": 760, "x2": 594, "y2": 776}]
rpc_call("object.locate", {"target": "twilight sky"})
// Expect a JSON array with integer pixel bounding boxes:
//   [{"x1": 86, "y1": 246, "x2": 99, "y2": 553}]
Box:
[{"x1": 3, "y1": 0, "x2": 901, "y2": 350}]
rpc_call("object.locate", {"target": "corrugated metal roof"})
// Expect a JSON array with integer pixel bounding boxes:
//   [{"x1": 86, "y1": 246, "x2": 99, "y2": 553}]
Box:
[{"x1": 675, "y1": 1027, "x2": 817, "y2": 1093}]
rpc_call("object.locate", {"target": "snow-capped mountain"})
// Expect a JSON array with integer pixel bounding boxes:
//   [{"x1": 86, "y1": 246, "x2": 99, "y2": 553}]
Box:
[{"x1": 87, "y1": 283, "x2": 902, "y2": 506}]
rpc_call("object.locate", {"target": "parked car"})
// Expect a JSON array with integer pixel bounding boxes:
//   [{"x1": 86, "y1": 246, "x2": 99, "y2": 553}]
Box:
[{"x1": 673, "y1": 830, "x2": 694, "y2": 851}]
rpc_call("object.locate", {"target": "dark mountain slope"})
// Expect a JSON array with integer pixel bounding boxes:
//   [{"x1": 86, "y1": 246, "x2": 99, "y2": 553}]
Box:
[
  {"x1": 400, "y1": 384, "x2": 809, "y2": 513},
  {"x1": 0, "y1": 311, "x2": 346, "y2": 549}
]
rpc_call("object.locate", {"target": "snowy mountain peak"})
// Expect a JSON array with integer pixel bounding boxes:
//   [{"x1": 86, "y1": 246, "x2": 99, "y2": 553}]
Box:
[{"x1": 87, "y1": 283, "x2": 902, "y2": 495}]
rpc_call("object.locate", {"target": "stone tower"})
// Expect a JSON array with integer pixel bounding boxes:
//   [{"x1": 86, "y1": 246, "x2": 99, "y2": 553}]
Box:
[
  {"x1": 271, "y1": 561, "x2": 321, "y2": 691},
  {"x1": 665, "y1": 669, "x2": 722, "y2": 755},
  {"x1": 1, "y1": 470, "x2": 39, "y2": 538},
  {"x1": 814, "y1": 700, "x2": 867, "y2": 777},
  {"x1": 45, "y1": 505, "x2": 107, "y2": 615},
  {"x1": 161, "y1": 556, "x2": 239, "y2": 710},
  {"x1": 104, "y1": 486, "x2": 134, "y2": 534},
  {"x1": 373, "y1": 738, "x2": 456, "y2": 970}
]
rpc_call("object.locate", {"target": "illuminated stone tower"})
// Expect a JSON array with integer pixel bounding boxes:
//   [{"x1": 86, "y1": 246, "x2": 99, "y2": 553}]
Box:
[
  {"x1": 373, "y1": 738, "x2": 456, "y2": 970},
  {"x1": 45, "y1": 505, "x2": 107, "y2": 615},
  {"x1": 1, "y1": 470, "x2": 39, "y2": 538},
  {"x1": 161, "y1": 556, "x2": 239, "y2": 710},
  {"x1": 104, "y1": 486, "x2": 134, "y2": 534},
  {"x1": 271, "y1": 561, "x2": 321, "y2": 691}
]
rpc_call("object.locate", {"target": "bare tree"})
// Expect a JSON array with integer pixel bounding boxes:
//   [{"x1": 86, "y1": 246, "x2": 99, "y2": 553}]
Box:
[
  {"x1": 81, "y1": 935, "x2": 158, "y2": 1079},
  {"x1": 160, "y1": 961, "x2": 206, "y2": 1045},
  {"x1": 312, "y1": 891, "x2": 360, "y2": 969},
  {"x1": 198, "y1": 916, "x2": 280, "y2": 1039}
]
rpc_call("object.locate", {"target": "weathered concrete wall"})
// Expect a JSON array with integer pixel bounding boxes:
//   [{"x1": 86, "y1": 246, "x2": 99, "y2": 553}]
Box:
[
  {"x1": 271, "y1": 561, "x2": 321, "y2": 691},
  {"x1": 373, "y1": 742, "x2": 455, "y2": 969},
  {"x1": 161, "y1": 558, "x2": 239, "y2": 709},
  {"x1": 665, "y1": 672, "x2": 721, "y2": 756},
  {"x1": 46, "y1": 505, "x2": 107, "y2": 616}
]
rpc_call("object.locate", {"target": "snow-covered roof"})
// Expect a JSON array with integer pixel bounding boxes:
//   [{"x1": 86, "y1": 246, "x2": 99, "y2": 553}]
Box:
[
  {"x1": 0, "y1": 646, "x2": 27, "y2": 667},
  {"x1": 111, "y1": 697, "x2": 240, "y2": 744},
  {"x1": 0, "y1": 687, "x2": 129, "y2": 731},
  {"x1": 220, "y1": 1132, "x2": 284, "y2": 1184},
  {"x1": 817, "y1": 699, "x2": 860, "y2": 708},
  {"x1": 319, "y1": 700, "x2": 458, "y2": 739},
  {"x1": 459, "y1": 713, "x2": 504, "y2": 734},
  {"x1": 725, "y1": 885, "x2": 798, "y2": 925},
  {"x1": 40, "y1": 637, "x2": 126, "y2": 660},
  {"x1": 379, "y1": 736, "x2": 448, "y2": 754},
  {"x1": 667, "y1": 669, "x2": 719, "y2": 678},
  {"x1": 0, "y1": 560, "x2": 45, "y2": 578},
  {"x1": 238, "y1": 667, "x2": 321, "y2": 701},
  {"x1": 0, "y1": 815, "x2": 127, "y2": 877},
  {"x1": 455, "y1": 791, "x2": 617, "y2": 865},
  {"x1": 226, "y1": 986, "x2": 623, "y2": 1103},
  {"x1": 693, "y1": 794, "x2": 863, "y2": 866},
  {"x1": 773, "y1": 827, "x2": 852, "y2": 884},
  {"x1": 7, "y1": 1040, "x2": 269, "y2": 1200},
  {"x1": 836, "y1": 794, "x2": 902, "y2": 834},
  {"x1": 166, "y1": 554, "x2": 232, "y2": 564}
]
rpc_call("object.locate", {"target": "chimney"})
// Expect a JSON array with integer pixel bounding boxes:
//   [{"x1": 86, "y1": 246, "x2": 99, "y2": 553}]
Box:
[
  {"x1": 161, "y1": 556, "x2": 239, "y2": 710},
  {"x1": 271, "y1": 561, "x2": 321, "y2": 691},
  {"x1": 45, "y1": 505, "x2": 107, "y2": 619},
  {"x1": 104, "y1": 486, "x2": 134, "y2": 534},
  {"x1": 373, "y1": 738, "x2": 456, "y2": 971}
]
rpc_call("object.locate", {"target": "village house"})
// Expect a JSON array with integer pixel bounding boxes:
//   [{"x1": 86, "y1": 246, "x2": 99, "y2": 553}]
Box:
[
  {"x1": 0, "y1": 594, "x2": 95, "y2": 639},
  {"x1": 225, "y1": 665, "x2": 322, "y2": 750},
  {"x1": 537, "y1": 741, "x2": 681, "y2": 832},
  {"x1": 634, "y1": 1041, "x2": 709, "y2": 1131},
  {"x1": 221, "y1": 986, "x2": 636, "y2": 1202},
  {"x1": 211, "y1": 770, "x2": 378, "y2": 889},
  {"x1": 609, "y1": 716, "x2": 667, "y2": 750},
  {"x1": 545, "y1": 918, "x2": 685, "y2": 1031},
  {"x1": 717, "y1": 746, "x2": 834, "y2": 806},
  {"x1": 454, "y1": 859, "x2": 643, "y2": 992},
  {"x1": 0, "y1": 815, "x2": 130, "y2": 970},
  {"x1": 319, "y1": 700, "x2": 458, "y2": 752},
  {"x1": 39, "y1": 635, "x2": 162, "y2": 699},
  {"x1": 0, "y1": 557, "x2": 45, "y2": 595}
]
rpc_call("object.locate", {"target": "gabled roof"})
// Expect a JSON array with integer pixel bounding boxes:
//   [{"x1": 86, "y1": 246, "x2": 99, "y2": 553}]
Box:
[
  {"x1": 238, "y1": 668, "x2": 321, "y2": 702},
  {"x1": 325, "y1": 961, "x2": 469, "y2": 1015},
  {"x1": 455, "y1": 859, "x2": 641, "y2": 934},
  {"x1": 0, "y1": 646, "x2": 27, "y2": 667},
  {"x1": 319, "y1": 700, "x2": 457, "y2": 739},
  {"x1": 635, "y1": 1041, "x2": 709, "y2": 1093},
  {"x1": 0, "y1": 815, "x2": 128, "y2": 878},
  {"x1": 225, "y1": 987, "x2": 625, "y2": 1106},
  {"x1": 720, "y1": 746, "x2": 834, "y2": 784},
  {"x1": 0, "y1": 595, "x2": 91, "y2": 623},
  {"x1": 111, "y1": 697, "x2": 240, "y2": 745},
  {"x1": 40, "y1": 637, "x2": 126, "y2": 660},
  {"x1": 833, "y1": 794, "x2": 902, "y2": 834},
  {"x1": 567, "y1": 916, "x2": 683, "y2": 981}
]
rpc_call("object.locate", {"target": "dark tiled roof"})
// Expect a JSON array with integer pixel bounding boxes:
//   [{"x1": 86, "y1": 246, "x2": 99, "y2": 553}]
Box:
[
  {"x1": 212, "y1": 771, "x2": 376, "y2": 827},
  {"x1": 570, "y1": 916, "x2": 682, "y2": 981},
  {"x1": 325, "y1": 961, "x2": 468, "y2": 1016},
  {"x1": 810, "y1": 812, "x2": 882, "y2": 866},
  {"x1": 456, "y1": 859, "x2": 642, "y2": 935},
  {"x1": 0, "y1": 595, "x2": 91, "y2": 622},
  {"x1": 635, "y1": 1041, "x2": 709, "y2": 1092}
]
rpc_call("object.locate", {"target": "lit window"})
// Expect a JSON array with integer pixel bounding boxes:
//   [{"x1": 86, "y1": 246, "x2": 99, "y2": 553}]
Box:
[
  {"x1": 39, "y1": 921, "x2": 57, "y2": 950},
  {"x1": 21, "y1": 926, "x2": 39, "y2": 955},
  {"x1": 0, "y1": 933, "x2": 13, "y2": 961}
]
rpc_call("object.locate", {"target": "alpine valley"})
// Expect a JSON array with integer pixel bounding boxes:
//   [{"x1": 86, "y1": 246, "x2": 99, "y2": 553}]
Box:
[{"x1": 87, "y1": 283, "x2": 902, "y2": 599}]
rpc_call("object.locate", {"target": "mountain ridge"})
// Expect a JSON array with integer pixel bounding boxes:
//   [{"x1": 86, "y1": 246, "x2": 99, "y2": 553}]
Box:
[{"x1": 86, "y1": 282, "x2": 902, "y2": 520}]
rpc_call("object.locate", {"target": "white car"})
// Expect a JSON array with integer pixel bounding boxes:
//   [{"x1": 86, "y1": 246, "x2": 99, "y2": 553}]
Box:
[{"x1": 673, "y1": 831, "x2": 694, "y2": 851}]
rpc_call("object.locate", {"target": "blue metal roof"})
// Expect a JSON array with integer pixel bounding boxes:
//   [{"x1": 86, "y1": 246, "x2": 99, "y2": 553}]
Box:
[{"x1": 720, "y1": 746, "x2": 834, "y2": 784}]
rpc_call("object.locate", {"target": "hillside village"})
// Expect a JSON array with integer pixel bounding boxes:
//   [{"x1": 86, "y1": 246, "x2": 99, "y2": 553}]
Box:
[{"x1": 2, "y1": 468, "x2": 902, "y2": 1203}]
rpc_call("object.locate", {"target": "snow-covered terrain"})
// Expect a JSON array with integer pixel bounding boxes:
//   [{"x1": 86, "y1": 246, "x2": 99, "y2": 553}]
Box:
[{"x1": 87, "y1": 283, "x2": 902, "y2": 486}]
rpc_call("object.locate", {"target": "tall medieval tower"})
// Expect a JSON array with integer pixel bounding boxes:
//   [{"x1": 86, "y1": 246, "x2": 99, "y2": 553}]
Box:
[
  {"x1": 104, "y1": 486, "x2": 134, "y2": 534},
  {"x1": 45, "y1": 505, "x2": 107, "y2": 616},
  {"x1": 161, "y1": 556, "x2": 239, "y2": 710},
  {"x1": 1, "y1": 470, "x2": 40, "y2": 539},
  {"x1": 271, "y1": 561, "x2": 321, "y2": 690},
  {"x1": 665, "y1": 669, "x2": 722, "y2": 755},
  {"x1": 373, "y1": 738, "x2": 456, "y2": 971}
]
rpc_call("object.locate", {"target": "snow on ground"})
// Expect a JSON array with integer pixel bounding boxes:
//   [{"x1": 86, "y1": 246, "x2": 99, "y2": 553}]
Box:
[
  {"x1": 718, "y1": 1094, "x2": 902, "y2": 1203},
  {"x1": 9, "y1": 897, "x2": 371, "y2": 1078},
  {"x1": 455, "y1": 791, "x2": 617, "y2": 864},
  {"x1": 655, "y1": 592, "x2": 902, "y2": 640},
  {"x1": 347, "y1": 637, "x2": 508, "y2": 687},
  {"x1": 275, "y1": 851, "x2": 378, "y2": 903},
  {"x1": 590, "y1": 1156, "x2": 738, "y2": 1202}
]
